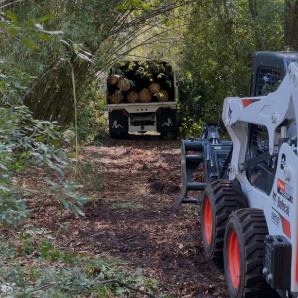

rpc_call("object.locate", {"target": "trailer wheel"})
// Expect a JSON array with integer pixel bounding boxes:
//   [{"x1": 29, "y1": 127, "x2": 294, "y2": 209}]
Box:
[
  {"x1": 224, "y1": 209, "x2": 276, "y2": 298},
  {"x1": 201, "y1": 180, "x2": 246, "y2": 261},
  {"x1": 160, "y1": 131, "x2": 177, "y2": 139},
  {"x1": 109, "y1": 132, "x2": 128, "y2": 139}
]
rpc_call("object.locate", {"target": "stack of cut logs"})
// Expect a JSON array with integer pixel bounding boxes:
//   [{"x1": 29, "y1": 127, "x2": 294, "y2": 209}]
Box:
[{"x1": 108, "y1": 74, "x2": 169, "y2": 104}]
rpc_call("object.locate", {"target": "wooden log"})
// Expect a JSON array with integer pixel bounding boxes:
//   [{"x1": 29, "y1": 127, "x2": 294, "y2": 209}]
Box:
[
  {"x1": 108, "y1": 74, "x2": 120, "y2": 85},
  {"x1": 127, "y1": 91, "x2": 139, "y2": 103},
  {"x1": 117, "y1": 79, "x2": 130, "y2": 91},
  {"x1": 139, "y1": 88, "x2": 152, "y2": 102},
  {"x1": 109, "y1": 92, "x2": 123, "y2": 104},
  {"x1": 157, "y1": 90, "x2": 169, "y2": 102},
  {"x1": 149, "y1": 82, "x2": 161, "y2": 93}
]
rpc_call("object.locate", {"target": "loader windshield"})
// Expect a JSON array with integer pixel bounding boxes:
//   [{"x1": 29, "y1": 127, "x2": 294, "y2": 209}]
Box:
[{"x1": 246, "y1": 124, "x2": 277, "y2": 194}]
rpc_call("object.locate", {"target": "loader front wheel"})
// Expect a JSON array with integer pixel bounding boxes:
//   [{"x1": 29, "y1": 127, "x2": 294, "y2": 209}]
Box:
[
  {"x1": 201, "y1": 180, "x2": 246, "y2": 261},
  {"x1": 224, "y1": 209, "x2": 276, "y2": 298}
]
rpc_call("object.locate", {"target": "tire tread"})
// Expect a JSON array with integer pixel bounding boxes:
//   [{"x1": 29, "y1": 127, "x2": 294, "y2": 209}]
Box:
[
  {"x1": 202, "y1": 179, "x2": 247, "y2": 260},
  {"x1": 232, "y1": 209, "x2": 275, "y2": 298}
]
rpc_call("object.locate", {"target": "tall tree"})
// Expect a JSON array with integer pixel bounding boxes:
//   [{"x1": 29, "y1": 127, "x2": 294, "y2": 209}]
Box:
[
  {"x1": 175, "y1": 0, "x2": 285, "y2": 129},
  {"x1": 285, "y1": 0, "x2": 298, "y2": 50}
]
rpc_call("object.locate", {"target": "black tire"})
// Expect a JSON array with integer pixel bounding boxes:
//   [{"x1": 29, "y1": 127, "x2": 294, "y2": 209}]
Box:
[
  {"x1": 109, "y1": 132, "x2": 118, "y2": 139},
  {"x1": 201, "y1": 180, "x2": 247, "y2": 261},
  {"x1": 160, "y1": 131, "x2": 167, "y2": 137},
  {"x1": 160, "y1": 131, "x2": 177, "y2": 139},
  {"x1": 223, "y1": 209, "x2": 277, "y2": 298},
  {"x1": 109, "y1": 132, "x2": 128, "y2": 139}
]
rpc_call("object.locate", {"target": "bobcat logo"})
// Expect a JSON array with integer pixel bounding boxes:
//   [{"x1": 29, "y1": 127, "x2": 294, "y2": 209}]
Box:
[
  {"x1": 162, "y1": 118, "x2": 173, "y2": 127},
  {"x1": 272, "y1": 191, "x2": 277, "y2": 205},
  {"x1": 112, "y1": 120, "x2": 123, "y2": 129}
]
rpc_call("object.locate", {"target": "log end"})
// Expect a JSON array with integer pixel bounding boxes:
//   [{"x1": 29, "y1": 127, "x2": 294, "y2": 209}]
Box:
[
  {"x1": 109, "y1": 92, "x2": 123, "y2": 104},
  {"x1": 139, "y1": 88, "x2": 152, "y2": 102},
  {"x1": 118, "y1": 79, "x2": 130, "y2": 91},
  {"x1": 157, "y1": 90, "x2": 169, "y2": 102},
  {"x1": 127, "y1": 91, "x2": 139, "y2": 103},
  {"x1": 108, "y1": 74, "x2": 120, "y2": 85}
]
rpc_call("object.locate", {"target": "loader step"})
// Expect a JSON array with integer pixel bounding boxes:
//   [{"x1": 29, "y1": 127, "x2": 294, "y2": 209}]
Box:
[
  {"x1": 181, "y1": 198, "x2": 198, "y2": 204},
  {"x1": 184, "y1": 141, "x2": 203, "y2": 151},
  {"x1": 185, "y1": 155, "x2": 203, "y2": 163},
  {"x1": 187, "y1": 182, "x2": 206, "y2": 190}
]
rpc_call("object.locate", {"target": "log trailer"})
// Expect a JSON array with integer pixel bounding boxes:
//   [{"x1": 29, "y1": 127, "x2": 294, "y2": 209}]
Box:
[
  {"x1": 105, "y1": 61, "x2": 178, "y2": 138},
  {"x1": 175, "y1": 51, "x2": 298, "y2": 298}
]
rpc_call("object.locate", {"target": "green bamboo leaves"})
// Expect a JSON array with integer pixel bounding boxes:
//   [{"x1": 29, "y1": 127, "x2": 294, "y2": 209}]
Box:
[
  {"x1": 6, "y1": 10, "x2": 19, "y2": 26},
  {"x1": 1, "y1": 11, "x2": 62, "y2": 50},
  {"x1": 115, "y1": 1, "x2": 153, "y2": 10}
]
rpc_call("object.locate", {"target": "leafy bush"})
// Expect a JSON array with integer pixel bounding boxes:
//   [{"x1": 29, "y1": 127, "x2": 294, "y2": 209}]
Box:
[
  {"x1": 0, "y1": 104, "x2": 91, "y2": 226},
  {"x1": 0, "y1": 9, "x2": 91, "y2": 226}
]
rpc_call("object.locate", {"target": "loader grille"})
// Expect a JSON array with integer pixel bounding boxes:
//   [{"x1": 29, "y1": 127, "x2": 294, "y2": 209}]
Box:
[{"x1": 256, "y1": 66, "x2": 283, "y2": 96}]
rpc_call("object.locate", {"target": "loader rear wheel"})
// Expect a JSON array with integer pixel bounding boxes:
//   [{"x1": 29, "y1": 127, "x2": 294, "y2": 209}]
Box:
[
  {"x1": 224, "y1": 209, "x2": 276, "y2": 298},
  {"x1": 201, "y1": 180, "x2": 246, "y2": 261}
]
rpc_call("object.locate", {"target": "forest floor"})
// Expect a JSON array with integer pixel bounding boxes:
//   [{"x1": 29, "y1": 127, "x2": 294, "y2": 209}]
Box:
[
  {"x1": 1, "y1": 135, "x2": 229, "y2": 297},
  {"x1": 78, "y1": 135, "x2": 229, "y2": 297}
]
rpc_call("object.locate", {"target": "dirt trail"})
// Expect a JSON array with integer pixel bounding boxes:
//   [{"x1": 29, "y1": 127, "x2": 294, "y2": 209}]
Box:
[{"x1": 29, "y1": 135, "x2": 229, "y2": 297}]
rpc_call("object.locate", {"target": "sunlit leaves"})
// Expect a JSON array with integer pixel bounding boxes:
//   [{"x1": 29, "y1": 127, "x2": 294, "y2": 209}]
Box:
[{"x1": 115, "y1": 0, "x2": 153, "y2": 10}]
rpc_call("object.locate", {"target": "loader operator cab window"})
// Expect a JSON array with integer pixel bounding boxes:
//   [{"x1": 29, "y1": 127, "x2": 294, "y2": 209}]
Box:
[
  {"x1": 246, "y1": 124, "x2": 277, "y2": 194},
  {"x1": 256, "y1": 66, "x2": 283, "y2": 96}
]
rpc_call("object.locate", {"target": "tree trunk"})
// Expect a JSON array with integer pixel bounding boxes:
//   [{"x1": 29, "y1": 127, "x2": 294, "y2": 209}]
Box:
[
  {"x1": 285, "y1": 0, "x2": 298, "y2": 50},
  {"x1": 248, "y1": 0, "x2": 266, "y2": 51}
]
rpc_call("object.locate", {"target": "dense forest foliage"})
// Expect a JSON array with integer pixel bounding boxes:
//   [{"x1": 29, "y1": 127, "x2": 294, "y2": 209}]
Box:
[{"x1": 0, "y1": 0, "x2": 297, "y2": 296}]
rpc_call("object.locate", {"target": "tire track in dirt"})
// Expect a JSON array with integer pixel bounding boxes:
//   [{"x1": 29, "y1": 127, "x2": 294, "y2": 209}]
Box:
[
  {"x1": 26, "y1": 135, "x2": 229, "y2": 297},
  {"x1": 79, "y1": 136, "x2": 229, "y2": 298}
]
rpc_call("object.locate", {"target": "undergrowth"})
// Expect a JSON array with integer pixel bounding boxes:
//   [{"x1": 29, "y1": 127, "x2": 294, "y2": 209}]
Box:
[{"x1": 0, "y1": 225, "x2": 172, "y2": 297}]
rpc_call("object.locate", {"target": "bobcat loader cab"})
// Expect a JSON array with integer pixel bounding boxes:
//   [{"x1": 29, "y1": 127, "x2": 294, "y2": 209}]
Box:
[
  {"x1": 222, "y1": 51, "x2": 298, "y2": 298},
  {"x1": 175, "y1": 52, "x2": 298, "y2": 298}
]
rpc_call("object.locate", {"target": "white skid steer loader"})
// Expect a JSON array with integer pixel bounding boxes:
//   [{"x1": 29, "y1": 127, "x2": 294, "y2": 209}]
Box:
[{"x1": 175, "y1": 52, "x2": 298, "y2": 298}]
